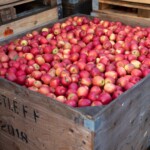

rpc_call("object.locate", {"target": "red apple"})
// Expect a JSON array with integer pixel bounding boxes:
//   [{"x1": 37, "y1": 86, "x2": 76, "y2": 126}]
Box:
[
  {"x1": 50, "y1": 77, "x2": 60, "y2": 88},
  {"x1": 55, "y1": 86, "x2": 67, "y2": 96},
  {"x1": 41, "y1": 74, "x2": 51, "y2": 84},
  {"x1": 67, "y1": 93, "x2": 78, "y2": 102},
  {"x1": 61, "y1": 76, "x2": 72, "y2": 86},
  {"x1": 31, "y1": 70, "x2": 42, "y2": 80},
  {"x1": 131, "y1": 69, "x2": 142, "y2": 77},
  {"x1": 131, "y1": 60, "x2": 141, "y2": 69},
  {"x1": 78, "y1": 98, "x2": 91, "y2": 107},
  {"x1": 104, "y1": 83, "x2": 116, "y2": 93},
  {"x1": 105, "y1": 71, "x2": 118, "y2": 79},
  {"x1": 56, "y1": 96, "x2": 67, "y2": 103},
  {"x1": 92, "y1": 76, "x2": 105, "y2": 87},
  {"x1": 38, "y1": 85, "x2": 50, "y2": 95},
  {"x1": 77, "y1": 86, "x2": 89, "y2": 97},
  {"x1": 99, "y1": 92, "x2": 112, "y2": 105},
  {"x1": 117, "y1": 67, "x2": 127, "y2": 76},
  {"x1": 35, "y1": 55, "x2": 45, "y2": 65},
  {"x1": 65, "y1": 100, "x2": 77, "y2": 107},
  {"x1": 80, "y1": 77, "x2": 92, "y2": 86}
]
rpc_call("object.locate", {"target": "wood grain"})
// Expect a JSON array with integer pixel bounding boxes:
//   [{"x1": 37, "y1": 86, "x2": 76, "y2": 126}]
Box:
[
  {"x1": 0, "y1": 78, "x2": 93, "y2": 150},
  {"x1": 100, "y1": 0, "x2": 150, "y2": 10},
  {"x1": 119, "y1": 0, "x2": 150, "y2": 4},
  {"x1": 0, "y1": 0, "x2": 22, "y2": 5}
]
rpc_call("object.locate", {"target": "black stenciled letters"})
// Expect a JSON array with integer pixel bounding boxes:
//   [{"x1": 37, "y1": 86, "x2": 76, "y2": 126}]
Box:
[
  {"x1": 1, "y1": 95, "x2": 7, "y2": 107},
  {"x1": 34, "y1": 110, "x2": 39, "y2": 123},
  {"x1": 23, "y1": 105, "x2": 28, "y2": 118},
  {"x1": 13, "y1": 100, "x2": 19, "y2": 114},
  {"x1": 7, "y1": 124, "x2": 15, "y2": 136},
  {"x1": 0, "y1": 122, "x2": 29, "y2": 144},
  {"x1": 21, "y1": 132, "x2": 28, "y2": 143},
  {"x1": 0, "y1": 95, "x2": 40, "y2": 123}
]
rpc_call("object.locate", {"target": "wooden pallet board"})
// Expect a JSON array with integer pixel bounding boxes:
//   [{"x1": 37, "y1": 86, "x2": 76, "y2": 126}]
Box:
[
  {"x1": 119, "y1": 0, "x2": 150, "y2": 5},
  {"x1": 0, "y1": 0, "x2": 22, "y2": 5},
  {"x1": 0, "y1": 0, "x2": 60, "y2": 24},
  {"x1": 94, "y1": 0, "x2": 150, "y2": 18},
  {"x1": 100, "y1": 0, "x2": 150, "y2": 10},
  {"x1": 0, "y1": 0, "x2": 35, "y2": 10}
]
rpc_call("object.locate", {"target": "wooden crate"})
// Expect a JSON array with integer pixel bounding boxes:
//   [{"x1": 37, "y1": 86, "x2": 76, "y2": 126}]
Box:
[
  {"x1": 0, "y1": 0, "x2": 60, "y2": 24},
  {"x1": 0, "y1": 14, "x2": 150, "y2": 150},
  {"x1": 92, "y1": 0, "x2": 150, "y2": 19},
  {"x1": 0, "y1": 5, "x2": 63, "y2": 42}
]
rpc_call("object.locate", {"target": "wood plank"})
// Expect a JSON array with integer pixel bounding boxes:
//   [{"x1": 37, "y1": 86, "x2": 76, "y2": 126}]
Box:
[
  {"x1": 0, "y1": 78, "x2": 93, "y2": 150},
  {"x1": 96, "y1": 9, "x2": 138, "y2": 18},
  {"x1": 93, "y1": 75, "x2": 150, "y2": 150},
  {"x1": 0, "y1": 7, "x2": 58, "y2": 42},
  {"x1": 100, "y1": 0, "x2": 150, "y2": 10},
  {"x1": 0, "y1": 0, "x2": 34, "y2": 10},
  {"x1": 120, "y1": 0, "x2": 150, "y2": 5},
  {"x1": 91, "y1": 11, "x2": 150, "y2": 27},
  {"x1": 138, "y1": 9, "x2": 150, "y2": 18},
  {"x1": 0, "y1": 0, "x2": 21, "y2": 5}
]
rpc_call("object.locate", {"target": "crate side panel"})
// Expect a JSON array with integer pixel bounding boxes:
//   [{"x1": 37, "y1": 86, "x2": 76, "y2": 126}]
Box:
[
  {"x1": 0, "y1": 78, "x2": 93, "y2": 150},
  {"x1": 94, "y1": 75, "x2": 150, "y2": 150}
]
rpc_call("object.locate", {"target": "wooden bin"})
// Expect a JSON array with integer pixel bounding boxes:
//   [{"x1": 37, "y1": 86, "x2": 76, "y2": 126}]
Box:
[{"x1": 0, "y1": 14, "x2": 150, "y2": 150}]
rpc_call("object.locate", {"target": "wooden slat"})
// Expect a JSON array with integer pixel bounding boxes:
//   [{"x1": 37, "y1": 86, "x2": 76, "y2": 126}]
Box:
[
  {"x1": 120, "y1": 0, "x2": 150, "y2": 5},
  {"x1": 0, "y1": 0, "x2": 35, "y2": 10},
  {"x1": 0, "y1": 0, "x2": 21, "y2": 5},
  {"x1": 138, "y1": 9, "x2": 150, "y2": 18},
  {"x1": 100, "y1": 0, "x2": 150, "y2": 10},
  {"x1": 0, "y1": 7, "x2": 58, "y2": 42},
  {"x1": 96, "y1": 9, "x2": 137, "y2": 18}
]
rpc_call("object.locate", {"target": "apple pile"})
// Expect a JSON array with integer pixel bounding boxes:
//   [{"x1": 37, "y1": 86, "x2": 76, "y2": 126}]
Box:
[{"x1": 0, "y1": 16, "x2": 150, "y2": 107}]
